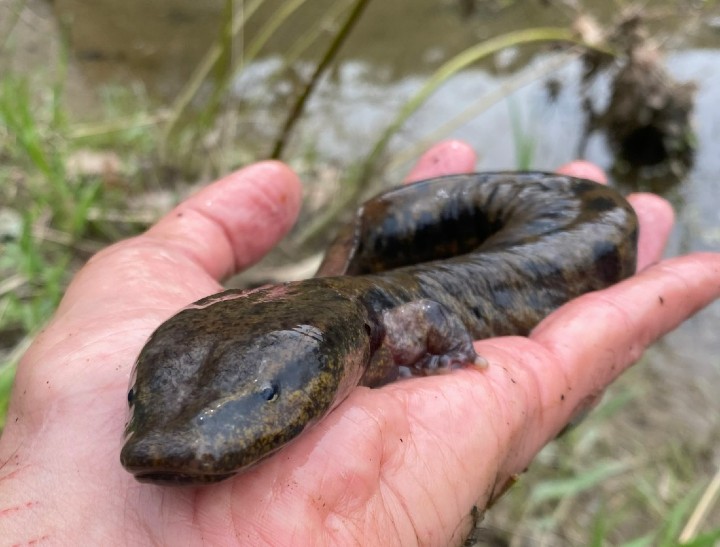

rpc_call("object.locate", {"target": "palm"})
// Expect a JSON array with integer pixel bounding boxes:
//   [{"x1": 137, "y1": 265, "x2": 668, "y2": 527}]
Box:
[{"x1": 1, "y1": 147, "x2": 718, "y2": 545}]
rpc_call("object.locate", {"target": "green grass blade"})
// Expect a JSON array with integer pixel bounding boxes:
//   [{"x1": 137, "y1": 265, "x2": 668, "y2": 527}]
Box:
[
  {"x1": 271, "y1": 0, "x2": 372, "y2": 159},
  {"x1": 277, "y1": 0, "x2": 352, "y2": 76},
  {"x1": 161, "y1": 0, "x2": 269, "y2": 142},
  {"x1": 530, "y1": 460, "x2": 630, "y2": 504},
  {"x1": 620, "y1": 535, "x2": 654, "y2": 547},
  {"x1": 588, "y1": 505, "x2": 608, "y2": 547},
  {"x1": 244, "y1": 0, "x2": 310, "y2": 62},
  {"x1": 508, "y1": 98, "x2": 536, "y2": 170},
  {"x1": 679, "y1": 465, "x2": 720, "y2": 543},
  {"x1": 0, "y1": 358, "x2": 17, "y2": 429},
  {"x1": 0, "y1": 0, "x2": 27, "y2": 52},
  {"x1": 680, "y1": 528, "x2": 720, "y2": 547},
  {"x1": 386, "y1": 51, "x2": 578, "y2": 173},
  {"x1": 657, "y1": 485, "x2": 704, "y2": 547},
  {"x1": 359, "y1": 27, "x2": 590, "y2": 185},
  {"x1": 0, "y1": 79, "x2": 52, "y2": 178}
]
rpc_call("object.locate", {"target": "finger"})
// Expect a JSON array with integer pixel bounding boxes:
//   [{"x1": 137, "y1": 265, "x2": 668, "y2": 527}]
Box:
[
  {"x1": 556, "y1": 160, "x2": 608, "y2": 183},
  {"x1": 533, "y1": 252, "x2": 720, "y2": 379},
  {"x1": 627, "y1": 193, "x2": 675, "y2": 271},
  {"x1": 57, "y1": 162, "x2": 302, "y2": 319},
  {"x1": 147, "y1": 161, "x2": 302, "y2": 280},
  {"x1": 404, "y1": 140, "x2": 477, "y2": 183},
  {"x1": 514, "y1": 252, "x2": 720, "y2": 456}
]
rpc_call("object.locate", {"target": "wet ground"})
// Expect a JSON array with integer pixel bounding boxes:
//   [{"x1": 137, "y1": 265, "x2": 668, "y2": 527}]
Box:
[{"x1": 3, "y1": 0, "x2": 720, "y2": 540}]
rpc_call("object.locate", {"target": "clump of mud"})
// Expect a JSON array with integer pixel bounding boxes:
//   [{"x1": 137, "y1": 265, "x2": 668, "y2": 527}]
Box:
[{"x1": 576, "y1": 10, "x2": 697, "y2": 188}]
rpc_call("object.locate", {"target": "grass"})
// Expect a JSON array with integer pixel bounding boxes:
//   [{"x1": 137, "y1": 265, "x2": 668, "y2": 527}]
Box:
[
  {"x1": 475, "y1": 360, "x2": 720, "y2": 544},
  {"x1": 0, "y1": 72, "x2": 160, "y2": 423},
  {"x1": 1, "y1": 1, "x2": 719, "y2": 544}
]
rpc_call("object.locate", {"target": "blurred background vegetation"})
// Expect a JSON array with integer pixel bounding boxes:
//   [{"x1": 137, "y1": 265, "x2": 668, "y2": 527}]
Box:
[{"x1": 1, "y1": 0, "x2": 719, "y2": 544}]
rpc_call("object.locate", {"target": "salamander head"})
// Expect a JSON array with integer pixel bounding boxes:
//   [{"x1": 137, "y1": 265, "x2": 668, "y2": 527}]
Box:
[{"x1": 120, "y1": 282, "x2": 371, "y2": 485}]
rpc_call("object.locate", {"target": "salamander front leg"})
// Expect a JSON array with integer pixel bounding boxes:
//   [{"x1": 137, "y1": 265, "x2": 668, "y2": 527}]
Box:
[{"x1": 381, "y1": 299, "x2": 489, "y2": 375}]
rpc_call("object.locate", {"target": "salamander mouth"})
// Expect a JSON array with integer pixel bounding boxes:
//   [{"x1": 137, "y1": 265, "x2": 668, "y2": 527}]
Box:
[{"x1": 133, "y1": 471, "x2": 236, "y2": 486}]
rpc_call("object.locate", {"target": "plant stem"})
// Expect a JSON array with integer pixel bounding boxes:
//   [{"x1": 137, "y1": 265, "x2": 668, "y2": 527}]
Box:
[
  {"x1": 358, "y1": 27, "x2": 610, "y2": 187},
  {"x1": 270, "y1": 0, "x2": 373, "y2": 159}
]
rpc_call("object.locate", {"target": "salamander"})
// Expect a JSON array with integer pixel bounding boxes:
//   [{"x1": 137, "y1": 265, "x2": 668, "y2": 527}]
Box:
[{"x1": 120, "y1": 172, "x2": 638, "y2": 485}]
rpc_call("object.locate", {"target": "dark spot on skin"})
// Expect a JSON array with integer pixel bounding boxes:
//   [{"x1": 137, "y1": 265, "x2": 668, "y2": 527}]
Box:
[
  {"x1": 488, "y1": 283, "x2": 515, "y2": 310},
  {"x1": 510, "y1": 378, "x2": 516, "y2": 384},
  {"x1": 572, "y1": 179, "x2": 598, "y2": 196},
  {"x1": 658, "y1": 295, "x2": 665, "y2": 305},
  {"x1": 561, "y1": 394, "x2": 565, "y2": 401},
  {"x1": 593, "y1": 239, "x2": 622, "y2": 284},
  {"x1": 586, "y1": 195, "x2": 618, "y2": 213},
  {"x1": 629, "y1": 225, "x2": 639, "y2": 247}
]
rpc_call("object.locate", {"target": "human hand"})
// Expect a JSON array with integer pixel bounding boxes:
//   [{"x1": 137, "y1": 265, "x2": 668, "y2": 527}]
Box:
[{"x1": 1, "y1": 141, "x2": 718, "y2": 545}]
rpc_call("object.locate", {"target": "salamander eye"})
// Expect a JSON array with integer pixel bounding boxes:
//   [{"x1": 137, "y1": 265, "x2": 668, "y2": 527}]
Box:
[
  {"x1": 259, "y1": 384, "x2": 279, "y2": 402},
  {"x1": 127, "y1": 388, "x2": 136, "y2": 406}
]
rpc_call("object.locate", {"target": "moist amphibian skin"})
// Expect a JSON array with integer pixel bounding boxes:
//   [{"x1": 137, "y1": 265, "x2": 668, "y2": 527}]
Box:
[{"x1": 120, "y1": 172, "x2": 638, "y2": 485}]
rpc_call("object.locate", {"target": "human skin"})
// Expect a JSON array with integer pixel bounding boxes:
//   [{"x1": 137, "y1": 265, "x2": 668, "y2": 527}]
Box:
[{"x1": 0, "y1": 141, "x2": 719, "y2": 545}]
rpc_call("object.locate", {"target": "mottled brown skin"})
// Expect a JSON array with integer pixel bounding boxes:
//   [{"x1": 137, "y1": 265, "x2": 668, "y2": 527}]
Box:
[{"x1": 121, "y1": 172, "x2": 638, "y2": 485}]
